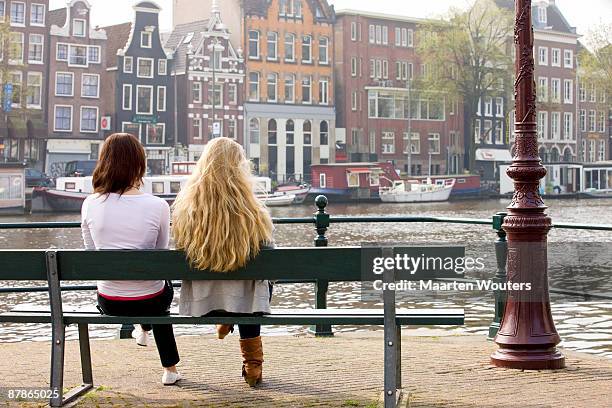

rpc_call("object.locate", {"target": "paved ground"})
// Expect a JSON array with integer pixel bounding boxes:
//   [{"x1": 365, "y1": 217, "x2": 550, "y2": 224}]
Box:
[{"x1": 0, "y1": 333, "x2": 611, "y2": 407}]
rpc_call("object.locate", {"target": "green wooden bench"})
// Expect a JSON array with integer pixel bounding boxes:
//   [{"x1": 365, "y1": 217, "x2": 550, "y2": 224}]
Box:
[{"x1": 0, "y1": 247, "x2": 464, "y2": 408}]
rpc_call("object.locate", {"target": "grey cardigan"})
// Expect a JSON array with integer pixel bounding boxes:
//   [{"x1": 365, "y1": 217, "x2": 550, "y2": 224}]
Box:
[{"x1": 178, "y1": 243, "x2": 273, "y2": 317}]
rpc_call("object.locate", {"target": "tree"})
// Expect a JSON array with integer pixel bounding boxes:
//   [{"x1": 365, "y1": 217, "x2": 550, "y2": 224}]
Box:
[
  {"x1": 417, "y1": 0, "x2": 513, "y2": 172},
  {"x1": 578, "y1": 23, "x2": 612, "y2": 100}
]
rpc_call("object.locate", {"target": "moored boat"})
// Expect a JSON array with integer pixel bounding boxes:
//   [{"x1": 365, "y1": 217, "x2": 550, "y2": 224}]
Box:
[{"x1": 379, "y1": 178, "x2": 455, "y2": 203}]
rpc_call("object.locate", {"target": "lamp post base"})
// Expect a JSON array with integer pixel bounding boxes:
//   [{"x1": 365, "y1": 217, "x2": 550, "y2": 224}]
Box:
[{"x1": 491, "y1": 347, "x2": 565, "y2": 370}]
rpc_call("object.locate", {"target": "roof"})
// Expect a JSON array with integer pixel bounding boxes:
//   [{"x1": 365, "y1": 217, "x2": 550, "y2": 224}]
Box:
[
  {"x1": 102, "y1": 22, "x2": 132, "y2": 68},
  {"x1": 496, "y1": 0, "x2": 577, "y2": 35},
  {"x1": 243, "y1": 0, "x2": 334, "y2": 22},
  {"x1": 335, "y1": 9, "x2": 423, "y2": 24},
  {"x1": 135, "y1": 1, "x2": 161, "y2": 10},
  {"x1": 165, "y1": 20, "x2": 210, "y2": 73},
  {"x1": 48, "y1": 8, "x2": 67, "y2": 27}
]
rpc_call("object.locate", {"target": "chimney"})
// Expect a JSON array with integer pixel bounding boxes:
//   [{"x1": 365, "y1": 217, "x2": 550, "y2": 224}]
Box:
[{"x1": 212, "y1": 0, "x2": 221, "y2": 18}]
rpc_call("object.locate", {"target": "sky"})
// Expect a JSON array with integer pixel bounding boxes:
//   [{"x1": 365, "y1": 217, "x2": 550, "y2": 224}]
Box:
[{"x1": 49, "y1": 0, "x2": 612, "y2": 39}]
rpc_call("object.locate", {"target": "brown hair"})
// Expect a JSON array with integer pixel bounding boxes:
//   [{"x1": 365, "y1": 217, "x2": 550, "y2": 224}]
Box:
[{"x1": 93, "y1": 133, "x2": 146, "y2": 195}]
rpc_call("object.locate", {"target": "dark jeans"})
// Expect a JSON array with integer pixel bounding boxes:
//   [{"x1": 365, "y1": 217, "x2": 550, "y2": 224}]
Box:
[
  {"x1": 207, "y1": 282, "x2": 274, "y2": 339},
  {"x1": 97, "y1": 281, "x2": 180, "y2": 368}
]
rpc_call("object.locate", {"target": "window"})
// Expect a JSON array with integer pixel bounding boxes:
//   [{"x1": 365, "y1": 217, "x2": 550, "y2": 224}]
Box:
[
  {"x1": 88, "y1": 46, "x2": 100, "y2": 64},
  {"x1": 579, "y1": 83, "x2": 586, "y2": 102},
  {"x1": 9, "y1": 32, "x2": 24, "y2": 63},
  {"x1": 537, "y1": 111, "x2": 547, "y2": 139},
  {"x1": 369, "y1": 25, "x2": 375, "y2": 44},
  {"x1": 122, "y1": 122, "x2": 141, "y2": 139},
  {"x1": 537, "y1": 6, "x2": 547, "y2": 24},
  {"x1": 382, "y1": 26, "x2": 388, "y2": 45},
  {"x1": 376, "y1": 25, "x2": 381, "y2": 44},
  {"x1": 141, "y1": 31, "x2": 152, "y2": 48},
  {"x1": 538, "y1": 77, "x2": 548, "y2": 102},
  {"x1": 73, "y1": 19, "x2": 86, "y2": 37},
  {"x1": 563, "y1": 79, "x2": 573, "y2": 104},
  {"x1": 579, "y1": 110, "x2": 586, "y2": 132},
  {"x1": 284, "y1": 74, "x2": 295, "y2": 103},
  {"x1": 56, "y1": 44, "x2": 68, "y2": 61},
  {"x1": 55, "y1": 73, "x2": 74, "y2": 96},
  {"x1": 320, "y1": 121, "x2": 329, "y2": 145},
  {"x1": 69, "y1": 45, "x2": 87, "y2": 66},
  {"x1": 589, "y1": 110, "x2": 596, "y2": 132},
  {"x1": 192, "y1": 118, "x2": 202, "y2": 139},
  {"x1": 26, "y1": 72, "x2": 42, "y2": 108},
  {"x1": 286, "y1": 120, "x2": 295, "y2": 145},
  {"x1": 146, "y1": 124, "x2": 165, "y2": 145},
  {"x1": 267, "y1": 32, "x2": 278, "y2": 60},
  {"x1": 302, "y1": 35, "x2": 312, "y2": 62},
  {"x1": 538, "y1": 47, "x2": 548, "y2": 66},
  {"x1": 249, "y1": 118, "x2": 260, "y2": 143},
  {"x1": 158, "y1": 59, "x2": 167, "y2": 75},
  {"x1": 382, "y1": 60, "x2": 388, "y2": 79},
  {"x1": 381, "y1": 132, "x2": 394, "y2": 154},
  {"x1": 551, "y1": 112, "x2": 560, "y2": 139},
  {"x1": 30, "y1": 3, "x2": 45, "y2": 25},
  {"x1": 302, "y1": 76, "x2": 312, "y2": 103},
  {"x1": 474, "y1": 120, "x2": 481, "y2": 143},
  {"x1": 368, "y1": 91, "x2": 444, "y2": 121},
  {"x1": 267, "y1": 73, "x2": 277, "y2": 102},
  {"x1": 122, "y1": 84, "x2": 132, "y2": 110},
  {"x1": 228, "y1": 119, "x2": 236, "y2": 139},
  {"x1": 319, "y1": 37, "x2": 329, "y2": 64},
  {"x1": 268, "y1": 119, "x2": 277, "y2": 144},
  {"x1": 9, "y1": 72, "x2": 21, "y2": 107},
  {"x1": 598, "y1": 111, "x2": 606, "y2": 133},
  {"x1": 405, "y1": 29, "x2": 414, "y2": 47},
  {"x1": 80, "y1": 107, "x2": 98, "y2": 133},
  {"x1": 494, "y1": 120, "x2": 503, "y2": 144},
  {"x1": 319, "y1": 77, "x2": 329, "y2": 105},
  {"x1": 137, "y1": 58, "x2": 154, "y2": 78},
  {"x1": 599, "y1": 140, "x2": 606, "y2": 161},
  {"x1": 484, "y1": 120, "x2": 492, "y2": 143},
  {"x1": 551, "y1": 48, "x2": 560, "y2": 66},
  {"x1": 351, "y1": 90, "x2": 358, "y2": 111},
  {"x1": 0, "y1": 1, "x2": 4, "y2": 19},
  {"x1": 485, "y1": 98, "x2": 493, "y2": 116},
  {"x1": 351, "y1": 22, "x2": 358, "y2": 41},
  {"x1": 81, "y1": 74, "x2": 99, "y2": 98},
  {"x1": 54, "y1": 106, "x2": 72, "y2": 132},
  {"x1": 10, "y1": 1, "x2": 25, "y2": 25},
  {"x1": 563, "y1": 112, "x2": 573, "y2": 140},
  {"x1": 124, "y1": 56, "x2": 133, "y2": 73},
  {"x1": 248, "y1": 30, "x2": 260, "y2": 59},
  {"x1": 208, "y1": 83, "x2": 222, "y2": 107},
  {"x1": 495, "y1": 98, "x2": 503, "y2": 117},
  {"x1": 28, "y1": 34, "x2": 43, "y2": 63},
  {"x1": 319, "y1": 173, "x2": 326, "y2": 188},
  {"x1": 192, "y1": 82, "x2": 202, "y2": 103},
  {"x1": 284, "y1": 33, "x2": 295, "y2": 61},
  {"x1": 590, "y1": 84, "x2": 596, "y2": 102},
  {"x1": 249, "y1": 72, "x2": 260, "y2": 101},
  {"x1": 136, "y1": 86, "x2": 153, "y2": 114},
  {"x1": 351, "y1": 57, "x2": 358, "y2": 77},
  {"x1": 563, "y1": 49, "x2": 573, "y2": 68},
  {"x1": 551, "y1": 78, "x2": 560, "y2": 102},
  {"x1": 303, "y1": 120, "x2": 312, "y2": 145},
  {"x1": 157, "y1": 86, "x2": 166, "y2": 111},
  {"x1": 427, "y1": 133, "x2": 440, "y2": 154},
  {"x1": 395, "y1": 27, "x2": 401, "y2": 46},
  {"x1": 228, "y1": 83, "x2": 238, "y2": 105},
  {"x1": 409, "y1": 132, "x2": 420, "y2": 154}
]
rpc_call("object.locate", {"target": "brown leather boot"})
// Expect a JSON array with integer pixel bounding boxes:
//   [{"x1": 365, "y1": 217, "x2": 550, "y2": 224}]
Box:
[
  {"x1": 239, "y1": 336, "x2": 263, "y2": 387},
  {"x1": 216, "y1": 324, "x2": 234, "y2": 339}
]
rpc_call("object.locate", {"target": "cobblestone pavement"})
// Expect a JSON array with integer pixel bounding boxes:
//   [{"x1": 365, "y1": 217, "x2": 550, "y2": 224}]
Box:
[{"x1": 0, "y1": 333, "x2": 611, "y2": 407}]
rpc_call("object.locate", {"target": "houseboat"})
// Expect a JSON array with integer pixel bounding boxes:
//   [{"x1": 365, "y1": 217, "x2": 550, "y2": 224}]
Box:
[
  {"x1": 404, "y1": 174, "x2": 482, "y2": 199},
  {"x1": 0, "y1": 163, "x2": 27, "y2": 215},
  {"x1": 379, "y1": 179, "x2": 455, "y2": 203},
  {"x1": 309, "y1": 162, "x2": 399, "y2": 202},
  {"x1": 582, "y1": 162, "x2": 612, "y2": 198}
]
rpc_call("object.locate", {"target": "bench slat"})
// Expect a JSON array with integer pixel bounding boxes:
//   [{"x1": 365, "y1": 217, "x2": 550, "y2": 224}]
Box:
[{"x1": 0, "y1": 250, "x2": 48, "y2": 280}]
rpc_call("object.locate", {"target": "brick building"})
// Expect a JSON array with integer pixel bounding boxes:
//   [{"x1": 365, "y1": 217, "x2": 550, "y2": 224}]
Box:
[
  {"x1": 166, "y1": 2, "x2": 245, "y2": 161},
  {"x1": 102, "y1": 1, "x2": 174, "y2": 175},
  {"x1": 45, "y1": 0, "x2": 107, "y2": 177},
  {"x1": 334, "y1": 10, "x2": 464, "y2": 176},
  {"x1": 0, "y1": 0, "x2": 48, "y2": 169}
]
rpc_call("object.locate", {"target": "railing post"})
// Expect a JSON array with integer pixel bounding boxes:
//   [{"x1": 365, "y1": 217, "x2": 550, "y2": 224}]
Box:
[
  {"x1": 488, "y1": 212, "x2": 508, "y2": 340},
  {"x1": 311, "y1": 195, "x2": 333, "y2": 337}
]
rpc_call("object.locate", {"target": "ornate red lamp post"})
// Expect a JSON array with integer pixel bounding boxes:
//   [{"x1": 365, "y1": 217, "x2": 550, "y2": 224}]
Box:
[{"x1": 490, "y1": 0, "x2": 565, "y2": 369}]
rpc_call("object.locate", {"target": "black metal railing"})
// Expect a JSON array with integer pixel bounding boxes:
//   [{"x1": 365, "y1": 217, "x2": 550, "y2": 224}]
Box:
[{"x1": 1, "y1": 195, "x2": 611, "y2": 339}]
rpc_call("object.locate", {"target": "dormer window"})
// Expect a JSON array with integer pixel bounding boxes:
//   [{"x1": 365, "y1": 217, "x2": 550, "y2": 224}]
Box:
[
  {"x1": 141, "y1": 32, "x2": 152, "y2": 48},
  {"x1": 73, "y1": 19, "x2": 86, "y2": 37},
  {"x1": 537, "y1": 6, "x2": 547, "y2": 24}
]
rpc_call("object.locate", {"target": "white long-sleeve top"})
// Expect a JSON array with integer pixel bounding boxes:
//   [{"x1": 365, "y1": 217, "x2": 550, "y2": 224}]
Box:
[{"x1": 81, "y1": 192, "x2": 170, "y2": 300}]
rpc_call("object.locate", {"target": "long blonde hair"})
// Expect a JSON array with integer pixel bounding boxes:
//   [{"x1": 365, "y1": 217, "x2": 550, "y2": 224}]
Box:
[{"x1": 172, "y1": 137, "x2": 273, "y2": 272}]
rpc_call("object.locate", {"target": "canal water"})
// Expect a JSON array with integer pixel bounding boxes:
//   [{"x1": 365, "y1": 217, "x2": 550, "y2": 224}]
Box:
[{"x1": 1, "y1": 198, "x2": 611, "y2": 358}]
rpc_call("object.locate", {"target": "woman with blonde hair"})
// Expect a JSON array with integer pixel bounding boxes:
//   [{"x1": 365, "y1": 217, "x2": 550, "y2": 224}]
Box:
[{"x1": 172, "y1": 137, "x2": 274, "y2": 387}]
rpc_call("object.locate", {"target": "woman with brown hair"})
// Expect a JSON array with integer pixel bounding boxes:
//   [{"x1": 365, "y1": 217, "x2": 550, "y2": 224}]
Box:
[
  {"x1": 81, "y1": 133, "x2": 181, "y2": 385},
  {"x1": 172, "y1": 137, "x2": 274, "y2": 387}
]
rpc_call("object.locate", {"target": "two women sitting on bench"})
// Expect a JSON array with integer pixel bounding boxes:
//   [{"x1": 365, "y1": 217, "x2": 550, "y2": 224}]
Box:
[{"x1": 81, "y1": 134, "x2": 274, "y2": 387}]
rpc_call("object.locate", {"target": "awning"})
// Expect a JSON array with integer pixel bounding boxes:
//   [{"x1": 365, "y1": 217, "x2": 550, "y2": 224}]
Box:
[
  {"x1": 476, "y1": 148, "x2": 512, "y2": 162},
  {"x1": 346, "y1": 167, "x2": 373, "y2": 174}
]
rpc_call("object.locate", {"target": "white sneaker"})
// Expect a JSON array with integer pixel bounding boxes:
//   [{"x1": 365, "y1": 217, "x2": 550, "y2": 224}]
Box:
[
  {"x1": 134, "y1": 328, "x2": 151, "y2": 347},
  {"x1": 162, "y1": 371, "x2": 182, "y2": 386}
]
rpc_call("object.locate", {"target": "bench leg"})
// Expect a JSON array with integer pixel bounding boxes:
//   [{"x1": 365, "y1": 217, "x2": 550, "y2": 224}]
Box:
[
  {"x1": 49, "y1": 323, "x2": 65, "y2": 407},
  {"x1": 78, "y1": 324, "x2": 93, "y2": 385},
  {"x1": 396, "y1": 324, "x2": 402, "y2": 389}
]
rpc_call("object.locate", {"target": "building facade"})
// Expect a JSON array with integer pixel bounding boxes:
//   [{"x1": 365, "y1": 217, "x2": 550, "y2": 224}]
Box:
[
  {"x1": 45, "y1": 0, "x2": 106, "y2": 176},
  {"x1": 166, "y1": 3, "x2": 245, "y2": 161},
  {"x1": 103, "y1": 1, "x2": 174, "y2": 175},
  {"x1": 334, "y1": 10, "x2": 464, "y2": 176},
  {"x1": 577, "y1": 78, "x2": 608, "y2": 163},
  {"x1": 0, "y1": 0, "x2": 49, "y2": 169}
]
